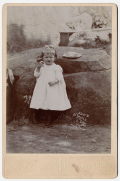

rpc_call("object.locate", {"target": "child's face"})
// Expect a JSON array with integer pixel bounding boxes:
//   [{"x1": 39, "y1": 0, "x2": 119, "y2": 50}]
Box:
[{"x1": 43, "y1": 53, "x2": 55, "y2": 65}]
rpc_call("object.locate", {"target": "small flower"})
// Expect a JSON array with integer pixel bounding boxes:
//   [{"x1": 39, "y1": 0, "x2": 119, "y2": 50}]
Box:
[{"x1": 73, "y1": 113, "x2": 76, "y2": 117}]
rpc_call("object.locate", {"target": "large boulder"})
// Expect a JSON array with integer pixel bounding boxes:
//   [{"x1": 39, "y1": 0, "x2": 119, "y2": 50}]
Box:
[
  {"x1": 77, "y1": 6, "x2": 112, "y2": 28},
  {"x1": 68, "y1": 30, "x2": 112, "y2": 48},
  {"x1": 66, "y1": 13, "x2": 92, "y2": 30},
  {"x1": 65, "y1": 70, "x2": 111, "y2": 124},
  {"x1": 56, "y1": 47, "x2": 111, "y2": 73},
  {"x1": 7, "y1": 47, "x2": 111, "y2": 124}
]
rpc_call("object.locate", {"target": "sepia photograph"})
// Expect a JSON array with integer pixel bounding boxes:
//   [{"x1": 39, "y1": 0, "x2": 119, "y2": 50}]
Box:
[
  {"x1": 2, "y1": 3, "x2": 117, "y2": 179},
  {"x1": 6, "y1": 5, "x2": 112, "y2": 154}
]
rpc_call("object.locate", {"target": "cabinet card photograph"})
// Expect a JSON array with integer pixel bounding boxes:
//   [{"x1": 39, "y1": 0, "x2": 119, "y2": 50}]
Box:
[{"x1": 2, "y1": 3, "x2": 117, "y2": 179}]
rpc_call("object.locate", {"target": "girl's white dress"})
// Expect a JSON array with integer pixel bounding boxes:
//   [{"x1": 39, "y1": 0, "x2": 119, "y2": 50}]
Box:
[{"x1": 30, "y1": 63, "x2": 71, "y2": 110}]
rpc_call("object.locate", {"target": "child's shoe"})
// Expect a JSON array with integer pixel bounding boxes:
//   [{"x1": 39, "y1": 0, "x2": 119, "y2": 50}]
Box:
[{"x1": 32, "y1": 114, "x2": 38, "y2": 124}]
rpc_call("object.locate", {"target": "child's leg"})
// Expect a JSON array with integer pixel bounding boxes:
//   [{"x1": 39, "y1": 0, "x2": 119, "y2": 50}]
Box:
[
  {"x1": 35, "y1": 109, "x2": 39, "y2": 122},
  {"x1": 29, "y1": 108, "x2": 39, "y2": 123},
  {"x1": 29, "y1": 108, "x2": 34, "y2": 121},
  {"x1": 45, "y1": 110, "x2": 66, "y2": 126},
  {"x1": 39, "y1": 109, "x2": 47, "y2": 118},
  {"x1": 36, "y1": 109, "x2": 47, "y2": 123},
  {"x1": 45, "y1": 110, "x2": 52, "y2": 126},
  {"x1": 51, "y1": 110, "x2": 65, "y2": 121}
]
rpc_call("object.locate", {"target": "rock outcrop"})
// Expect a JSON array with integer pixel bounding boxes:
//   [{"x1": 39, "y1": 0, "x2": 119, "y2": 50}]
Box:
[
  {"x1": 66, "y1": 13, "x2": 92, "y2": 30},
  {"x1": 68, "y1": 30, "x2": 112, "y2": 48},
  {"x1": 7, "y1": 47, "x2": 111, "y2": 124},
  {"x1": 65, "y1": 70, "x2": 111, "y2": 124}
]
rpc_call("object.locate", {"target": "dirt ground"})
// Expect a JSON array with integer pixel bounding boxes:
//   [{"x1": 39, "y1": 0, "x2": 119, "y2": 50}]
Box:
[{"x1": 6, "y1": 123, "x2": 111, "y2": 154}]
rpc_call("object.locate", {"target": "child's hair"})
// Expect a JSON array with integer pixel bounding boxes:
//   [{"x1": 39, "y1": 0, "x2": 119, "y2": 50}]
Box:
[
  {"x1": 37, "y1": 45, "x2": 57, "y2": 63},
  {"x1": 41, "y1": 45, "x2": 57, "y2": 58},
  {"x1": 40, "y1": 51, "x2": 57, "y2": 59}
]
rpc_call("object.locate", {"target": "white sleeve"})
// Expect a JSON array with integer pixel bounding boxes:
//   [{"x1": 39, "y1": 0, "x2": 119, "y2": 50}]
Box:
[
  {"x1": 55, "y1": 69, "x2": 64, "y2": 82},
  {"x1": 34, "y1": 67, "x2": 42, "y2": 78}
]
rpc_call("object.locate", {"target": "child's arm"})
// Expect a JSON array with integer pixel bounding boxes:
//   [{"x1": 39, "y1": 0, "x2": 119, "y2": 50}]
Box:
[
  {"x1": 34, "y1": 66, "x2": 41, "y2": 77},
  {"x1": 34, "y1": 62, "x2": 44, "y2": 78},
  {"x1": 48, "y1": 66, "x2": 64, "y2": 86}
]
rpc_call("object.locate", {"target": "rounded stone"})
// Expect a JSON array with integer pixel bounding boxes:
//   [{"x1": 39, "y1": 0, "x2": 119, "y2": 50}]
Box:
[{"x1": 7, "y1": 47, "x2": 111, "y2": 124}]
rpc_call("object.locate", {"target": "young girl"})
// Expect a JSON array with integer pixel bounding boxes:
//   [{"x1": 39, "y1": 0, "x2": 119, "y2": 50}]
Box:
[{"x1": 30, "y1": 45, "x2": 71, "y2": 125}]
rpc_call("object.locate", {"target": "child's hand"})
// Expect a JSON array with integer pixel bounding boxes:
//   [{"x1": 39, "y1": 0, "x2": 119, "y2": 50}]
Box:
[
  {"x1": 48, "y1": 79, "x2": 59, "y2": 86},
  {"x1": 39, "y1": 61, "x2": 44, "y2": 67},
  {"x1": 36, "y1": 62, "x2": 44, "y2": 72},
  {"x1": 48, "y1": 81, "x2": 55, "y2": 86}
]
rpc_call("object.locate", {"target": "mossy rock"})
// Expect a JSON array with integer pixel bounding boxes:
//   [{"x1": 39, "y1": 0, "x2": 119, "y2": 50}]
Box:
[
  {"x1": 7, "y1": 47, "x2": 111, "y2": 124},
  {"x1": 64, "y1": 70, "x2": 111, "y2": 124}
]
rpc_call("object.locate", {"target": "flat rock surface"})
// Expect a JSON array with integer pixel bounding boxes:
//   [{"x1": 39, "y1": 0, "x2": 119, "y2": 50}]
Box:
[{"x1": 8, "y1": 47, "x2": 111, "y2": 74}]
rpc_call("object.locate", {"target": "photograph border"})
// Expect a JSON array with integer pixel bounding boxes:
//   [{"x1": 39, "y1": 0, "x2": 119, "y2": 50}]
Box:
[{"x1": 2, "y1": 3, "x2": 117, "y2": 179}]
